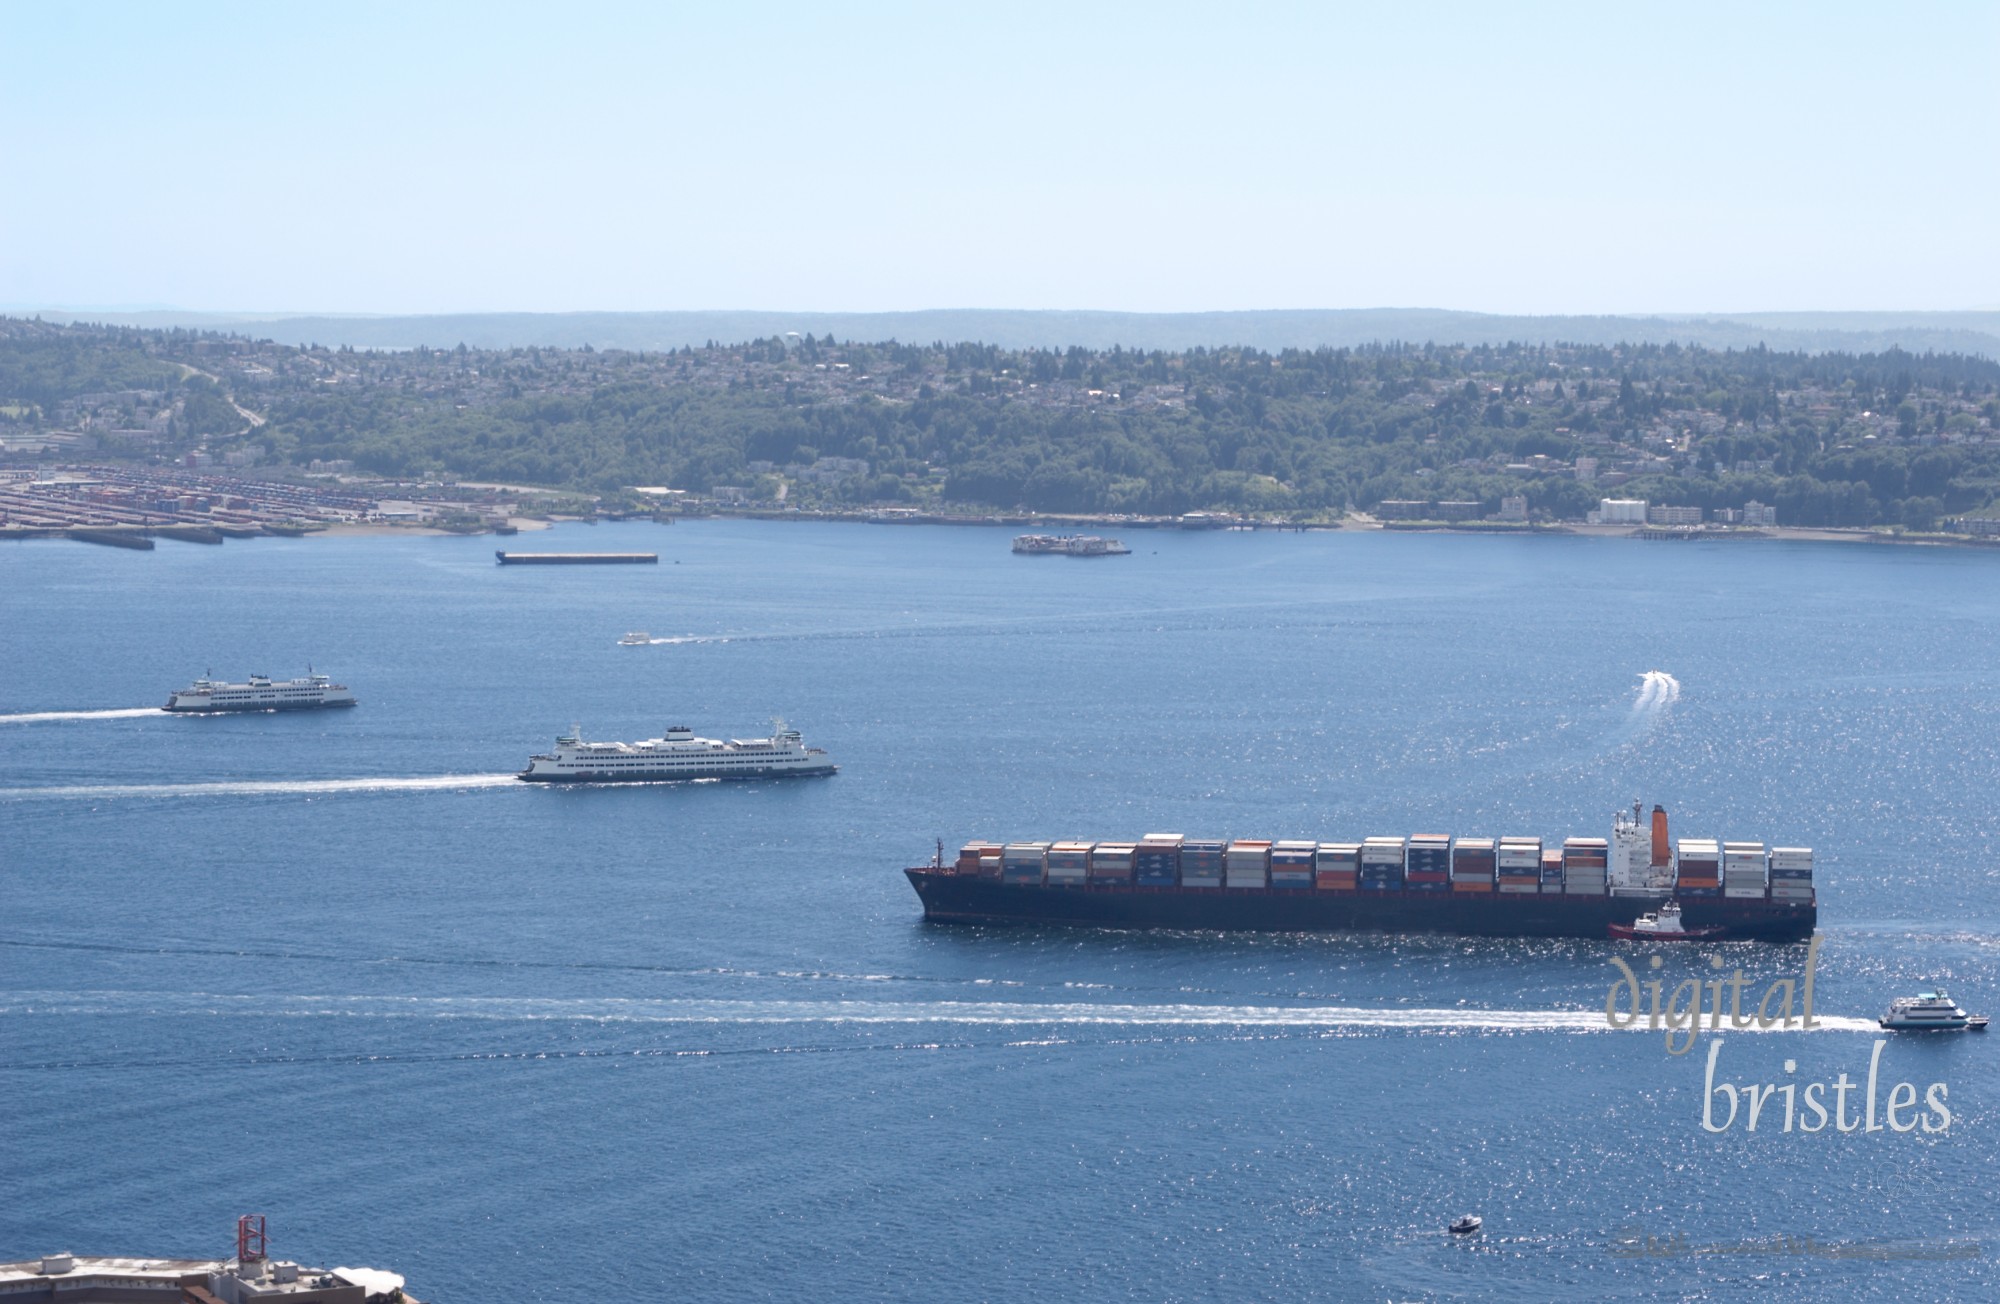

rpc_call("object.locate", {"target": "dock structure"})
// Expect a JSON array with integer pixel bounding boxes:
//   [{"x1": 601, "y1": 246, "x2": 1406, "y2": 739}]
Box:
[{"x1": 495, "y1": 551, "x2": 658, "y2": 565}]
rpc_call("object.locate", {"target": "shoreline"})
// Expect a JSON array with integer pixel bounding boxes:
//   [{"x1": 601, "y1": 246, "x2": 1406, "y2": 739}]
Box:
[{"x1": 5, "y1": 511, "x2": 1998, "y2": 553}]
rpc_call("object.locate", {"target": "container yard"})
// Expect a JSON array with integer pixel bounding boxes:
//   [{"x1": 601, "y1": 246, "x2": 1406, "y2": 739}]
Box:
[{"x1": 912, "y1": 804, "x2": 1817, "y2": 941}]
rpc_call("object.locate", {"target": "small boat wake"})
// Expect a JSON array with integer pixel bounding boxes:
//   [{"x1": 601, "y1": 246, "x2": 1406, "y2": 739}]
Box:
[
  {"x1": 1633, "y1": 670, "x2": 1681, "y2": 716},
  {"x1": 0, "y1": 707, "x2": 167, "y2": 725},
  {"x1": 1608, "y1": 670, "x2": 1681, "y2": 745},
  {"x1": 0, "y1": 774, "x2": 519, "y2": 801}
]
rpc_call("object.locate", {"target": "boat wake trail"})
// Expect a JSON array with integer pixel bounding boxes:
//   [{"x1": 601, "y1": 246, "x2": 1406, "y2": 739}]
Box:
[
  {"x1": 0, "y1": 990, "x2": 1883, "y2": 1034},
  {"x1": 0, "y1": 707, "x2": 167, "y2": 725},
  {"x1": 1612, "y1": 670, "x2": 1682, "y2": 744},
  {"x1": 0, "y1": 774, "x2": 519, "y2": 801},
  {"x1": 1632, "y1": 670, "x2": 1681, "y2": 717}
]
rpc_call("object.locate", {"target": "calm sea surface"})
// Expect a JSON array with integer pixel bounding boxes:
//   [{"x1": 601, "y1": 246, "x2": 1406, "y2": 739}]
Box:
[{"x1": 3, "y1": 521, "x2": 1997, "y2": 1301}]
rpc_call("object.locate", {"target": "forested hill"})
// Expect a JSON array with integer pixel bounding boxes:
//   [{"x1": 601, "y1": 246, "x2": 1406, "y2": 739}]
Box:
[{"x1": 5, "y1": 317, "x2": 2000, "y2": 528}]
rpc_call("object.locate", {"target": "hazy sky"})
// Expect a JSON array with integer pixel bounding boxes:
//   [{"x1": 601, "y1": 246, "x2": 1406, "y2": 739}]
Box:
[{"x1": 5, "y1": 3, "x2": 1995, "y2": 316}]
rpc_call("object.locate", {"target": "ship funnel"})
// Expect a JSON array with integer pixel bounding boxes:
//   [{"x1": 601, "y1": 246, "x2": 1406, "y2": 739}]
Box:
[{"x1": 1651, "y1": 805, "x2": 1670, "y2": 867}]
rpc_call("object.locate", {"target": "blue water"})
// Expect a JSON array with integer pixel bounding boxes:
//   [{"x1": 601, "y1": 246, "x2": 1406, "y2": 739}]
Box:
[{"x1": 3, "y1": 522, "x2": 1997, "y2": 1301}]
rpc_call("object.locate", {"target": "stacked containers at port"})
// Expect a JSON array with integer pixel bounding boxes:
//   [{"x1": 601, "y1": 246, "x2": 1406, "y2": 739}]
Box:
[
  {"x1": 1406, "y1": 834, "x2": 1451, "y2": 891},
  {"x1": 1562, "y1": 837, "x2": 1609, "y2": 895},
  {"x1": 1315, "y1": 843, "x2": 1360, "y2": 890},
  {"x1": 1046, "y1": 841, "x2": 1093, "y2": 886},
  {"x1": 1768, "y1": 846, "x2": 1814, "y2": 904},
  {"x1": 1180, "y1": 839, "x2": 1226, "y2": 888},
  {"x1": 1674, "y1": 839, "x2": 1721, "y2": 898},
  {"x1": 1135, "y1": 834, "x2": 1183, "y2": 887},
  {"x1": 1496, "y1": 837, "x2": 1541, "y2": 894},
  {"x1": 1226, "y1": 840, "x2": 1272, "y2": 889},
  {"x1": 1723, "y1": 841, "x2": 1768, "y2": 900},
  {"x1": 1452, "y1": 837, "x2": 1497, "y2": 893},
  {"x1": 1270, "y1": 840, "x2": 1317, "y2": 889},
  {"x1": 1360, "y1": 837, "x2": 1407, "y2": 891},
  {"x1": 1090, "y1": 842, "x2": 1136, "y2": 884},
  {"x1": 1002, "y1": 842, "x2": 1050, "y2": 885}
]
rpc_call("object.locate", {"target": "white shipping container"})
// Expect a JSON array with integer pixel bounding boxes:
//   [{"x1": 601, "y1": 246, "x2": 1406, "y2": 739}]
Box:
[
  {"x1": 1225, "y1": 870, "x2": 1268, "y2": 888},
  {"x1": 1498, "y1": 884, "x2": 1541, "y2": 894}
]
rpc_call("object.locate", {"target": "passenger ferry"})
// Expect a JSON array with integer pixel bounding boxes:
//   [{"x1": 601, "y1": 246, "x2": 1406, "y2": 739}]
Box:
[
  {"x1": 1880, "y1": 989, "x2": 1989, "y2": 1032},
  {"x1": 518, "y1": 721, "x2": 837, "y2": 783},
  {"x1": 164, "y1": 671, "x2": 357, "y2": 713}
]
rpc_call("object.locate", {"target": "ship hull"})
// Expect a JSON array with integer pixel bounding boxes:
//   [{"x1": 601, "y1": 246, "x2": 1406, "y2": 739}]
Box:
[
  {"x1": 519, "y1": 764, "x2": 837, "y2": 783},
  {"x1": 164, "y1": 698, "x2": 358, "y2": 713},
  {"x1": 904, "y1": 870, "x2": 1816, "y2": 942}
]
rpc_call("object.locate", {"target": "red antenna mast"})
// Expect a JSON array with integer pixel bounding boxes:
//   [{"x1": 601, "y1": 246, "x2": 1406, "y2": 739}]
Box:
[{"x1": 237, "y1": 1214, "x2": 267, "y2": 1263}]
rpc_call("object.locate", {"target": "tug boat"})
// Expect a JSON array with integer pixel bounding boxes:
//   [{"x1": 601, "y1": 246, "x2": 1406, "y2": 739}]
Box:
[
  {"x1": 1880, "y1": 989, "x2": 1989, "y2": 1032},
  {"x1": 1607, "y1": 900, "x2": 1726, "y2": 941}
]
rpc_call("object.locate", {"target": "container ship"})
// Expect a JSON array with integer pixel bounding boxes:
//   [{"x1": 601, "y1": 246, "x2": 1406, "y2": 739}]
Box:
[
  {"x1": 163, "y1": 671, "x2": 356, "y2": 712},
  {"x1": 518, "y1": 721, "x2": 836, "y2": 782},
  {"x1": 904, "y1": 803, "x2": 1816, "y2": 942}
]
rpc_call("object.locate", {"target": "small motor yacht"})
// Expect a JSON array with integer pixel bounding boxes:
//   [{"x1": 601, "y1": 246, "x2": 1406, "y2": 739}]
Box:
[
  {"x1": 1880, "y1": 988, "x2": 1989, "y2": 1032},
  {"x1": 618, "y1": 632, "x2": 652, "y2": 645},
  {"x1": 1448, "y1": 1215, "x2": 1482, "y2": 1235},
  {"x1": 1608, "y1": 900, "x2": 1726, "y2": 942}
]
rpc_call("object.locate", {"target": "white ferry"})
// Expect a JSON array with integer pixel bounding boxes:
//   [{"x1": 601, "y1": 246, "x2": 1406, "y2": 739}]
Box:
[
  {"x1": 518, "y1": 721, "x2": 837, "y2": 783},
  {"x1": 164, "y1": 671, "x2": 357, "y2": 713},
  {"x1": 1880, "y1": 989, "x2": 1989, "y2": 1032}
]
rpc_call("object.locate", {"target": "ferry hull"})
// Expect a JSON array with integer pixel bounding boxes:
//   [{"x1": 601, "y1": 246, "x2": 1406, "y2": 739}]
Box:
[
  {"x1": 519, "y1": 764, "x2": 838, "y2": 783},
  {"x1": 903, "y1": 870, "x2": 1816, "y2": 942},
  {"x1": 164, "y1": 698, "x2": 358, "y2": 713}
]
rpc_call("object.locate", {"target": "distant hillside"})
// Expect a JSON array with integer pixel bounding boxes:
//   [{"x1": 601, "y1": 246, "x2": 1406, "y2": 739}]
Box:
[
  {"x1": 23, "y1": 307, "x2": 2000, "y2": 360},
  {"x1": 7, "y1": 316, "x2": 2000, "y2": 529}
]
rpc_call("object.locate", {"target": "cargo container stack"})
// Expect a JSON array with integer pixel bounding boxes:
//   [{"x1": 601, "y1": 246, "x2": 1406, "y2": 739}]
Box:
[
  {"x1": 1315, "y1": 843, "x2": 1360, "y2": 890},
  {"x1": 1674, "y1": 839, "x2": 1721, "y2": 898},
  {"x1": 1046, "y1": 841, "x2": 1092, "y2": 886},
  {"x1": 1226, "y1": 839, "x2": 1272, "y2": 889},
  {"x1": 1002, "y1": 842, "x2": 1050, "y2": 884},
  {"x1": 1180, "y1": 839, "x2": 1226, "y2": 888},
  {"x1": 1722, "y1": 841, "x2": 1767, "y2": 900},
  {"x1": 1089, "y1": 842, "x2": 1136, "y2": 885},
  {"x1": 1135, "y1": 834, "x2": 1183, "y2": 887},
  {"x1": 1405, "y1": 834, "x2": 1451, "y2": 891},
  {"x1": 1496, "y1": 837, "x2": 1542, "y2": 894},
  {"x1": 956, "y1": 841, "x2": 1004, "y2": 876},
  {"x1": 1451, "y1": 837, "x2": 1497, "y2": 893},
  {"x1": 1561, "y1": 837, "x2": 1608, "y2": 895},
  {"x1": 1360, "y1": 836, "x2": 1407, "y2": 891},
  {"x1": 1270, "y1": 840, "x2": 1317, "y2": 889},
  {"x1": 1539, "y1": 849, "x2": 1564, "y2": 892},
  {"x1": 1768, "y1": 847, "x2": 1815, "y2": 904}
]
